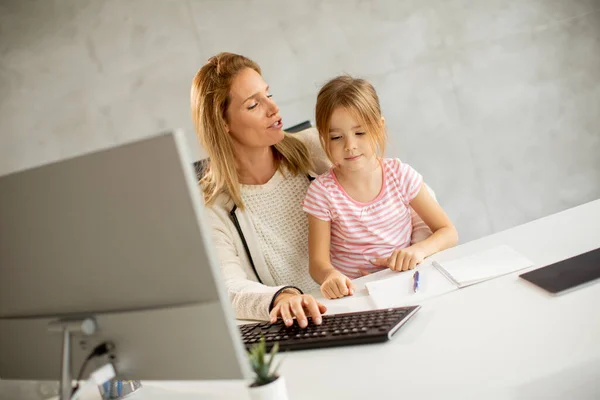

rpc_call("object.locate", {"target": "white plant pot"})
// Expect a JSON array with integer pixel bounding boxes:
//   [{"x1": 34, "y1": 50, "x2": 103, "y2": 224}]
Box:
[{"x1": 248, "y1": 376, "x2": 289, "y2": 400}]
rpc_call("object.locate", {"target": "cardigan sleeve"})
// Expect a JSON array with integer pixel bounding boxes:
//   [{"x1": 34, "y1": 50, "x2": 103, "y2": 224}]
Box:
[{"x1": 206, "y1": 206, "x2": 299, "y2": 321}]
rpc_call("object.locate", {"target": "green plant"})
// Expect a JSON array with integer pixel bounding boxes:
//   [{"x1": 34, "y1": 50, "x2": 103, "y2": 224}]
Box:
[{"x1": 247, "y1": 336, "x2": 281, "y2": 387}]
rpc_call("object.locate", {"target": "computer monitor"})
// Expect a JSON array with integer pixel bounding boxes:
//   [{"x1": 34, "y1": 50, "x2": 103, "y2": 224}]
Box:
[{"x1": 0, "y1": 131, "x2": 250, "y2": 391}]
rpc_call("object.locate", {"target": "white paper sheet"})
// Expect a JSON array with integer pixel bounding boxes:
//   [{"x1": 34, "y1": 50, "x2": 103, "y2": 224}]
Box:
[
  {"x1": 365, "y1": 263, "x2": 458, "y2": 308},
  {"x1": 433, "y1": 245, "x2": 534, "y2": 287}
]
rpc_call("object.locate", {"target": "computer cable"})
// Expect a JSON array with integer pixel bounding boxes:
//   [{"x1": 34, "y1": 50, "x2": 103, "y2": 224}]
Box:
[{"x1": 71, "y1": 341, "x2": 115, "y2": 395}]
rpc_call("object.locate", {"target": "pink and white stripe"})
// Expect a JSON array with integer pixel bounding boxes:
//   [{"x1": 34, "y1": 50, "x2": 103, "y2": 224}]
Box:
[{"x1": 303, "y1": 158, "x2": 423, "y2": 279}]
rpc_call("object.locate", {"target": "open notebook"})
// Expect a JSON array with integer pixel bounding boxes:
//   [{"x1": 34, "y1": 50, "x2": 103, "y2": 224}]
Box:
[{"x1": 366, "y1": 245, "x2": 534, "y2": 308}]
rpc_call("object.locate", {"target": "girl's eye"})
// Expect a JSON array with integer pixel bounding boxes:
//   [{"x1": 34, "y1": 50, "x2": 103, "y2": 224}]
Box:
[
  {"x1": 247, "y1": 103, "x2": 258, "y2": 110},
  {"x1": 356, "y1": 132, "x2": 366, "y2": 136},
  {"x1": 266, "y1": 94, "x2": 273, "y2": 98},
  {"x1": 330, "y1": 136, "x2": 341, "y2": 141}
]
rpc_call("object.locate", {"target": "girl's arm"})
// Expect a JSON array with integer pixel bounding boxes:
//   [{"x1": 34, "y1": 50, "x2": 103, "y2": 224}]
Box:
[
  {"x1": 372, "y1": 183, "x2": 458, "y2": 271},
  {"x1": 410, "y1": 183, "x2": 437, "y2": 244},
  {"x1": 409, "y1": 184, "x2": 458, "y2": 256},
  {"x1": 307, "y1": 214, "x2": 336, "y2": 284},
  {"x1": 308, "y1": 214, "x2": 355, "y2": 298},
  {"x1": 372, "y1": 174, "x2": 458, "y2": 271}
]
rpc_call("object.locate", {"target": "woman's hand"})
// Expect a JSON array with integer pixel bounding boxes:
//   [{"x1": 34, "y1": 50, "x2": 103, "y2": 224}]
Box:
[
  {"x1": 320, "y1": 270, "x2": 355, "y2": 299},
  {"x1": 270, "y1": 293, "x2": 327, "y2": 328},
  {"x1": 371, "y1": 245, "x2": 426, "y2": 272}
]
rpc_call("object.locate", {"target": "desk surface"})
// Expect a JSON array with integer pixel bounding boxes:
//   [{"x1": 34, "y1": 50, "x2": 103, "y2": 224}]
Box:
[{"x1": 27, "y1": 200, "x2": 600, "y2": 400}]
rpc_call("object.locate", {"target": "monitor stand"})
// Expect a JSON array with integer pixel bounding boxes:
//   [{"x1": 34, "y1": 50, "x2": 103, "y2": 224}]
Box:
[{"x1": 48, "y1": 318, "x2": 97, "y2": 400}]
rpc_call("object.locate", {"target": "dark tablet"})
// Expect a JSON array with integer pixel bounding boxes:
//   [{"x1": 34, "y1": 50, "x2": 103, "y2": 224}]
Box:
[{"x1": 519, "y1": 247, "x2": 600, "y2": 295}]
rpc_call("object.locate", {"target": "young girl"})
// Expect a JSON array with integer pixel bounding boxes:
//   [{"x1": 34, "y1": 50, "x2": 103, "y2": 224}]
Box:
[{"x1": 302, "y1": 75, "x2": 459, "y2": 300}]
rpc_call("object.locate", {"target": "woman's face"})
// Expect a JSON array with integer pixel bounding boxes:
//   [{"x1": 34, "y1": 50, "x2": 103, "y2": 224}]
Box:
[{"x1": 225, "y1": 68, "x2": 284, "y2": 150}]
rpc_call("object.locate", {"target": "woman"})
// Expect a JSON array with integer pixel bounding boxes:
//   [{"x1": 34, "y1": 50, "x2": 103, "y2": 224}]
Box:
[{"x1": 190, "y1": 52, "x2": 433, "y2": 327}]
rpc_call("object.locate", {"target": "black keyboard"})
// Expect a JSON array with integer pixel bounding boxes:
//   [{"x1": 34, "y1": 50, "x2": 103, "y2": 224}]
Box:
[{"x1": 239, "y1": 306, "x2": 421, "y2": 351}]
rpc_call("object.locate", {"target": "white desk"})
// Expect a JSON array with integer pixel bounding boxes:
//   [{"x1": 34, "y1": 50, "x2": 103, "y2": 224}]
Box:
[{"x1": 54, "y1": 200, "x2": 600, "y2": 399}]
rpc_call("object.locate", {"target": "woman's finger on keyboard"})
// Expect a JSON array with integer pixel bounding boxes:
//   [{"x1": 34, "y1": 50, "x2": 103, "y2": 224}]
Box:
[
  {"x1": 302, "y1": 295, "x2": 324, "y2": 325},
  {"x1": 279, "y1": 303, "x2": 294, "y2": 326},
  {"x1": 290, "y1": 299, "x2": 308, "y2": 328},
  {"x1": 314, "y1": 298, "x2": 328, "y2": 314}
]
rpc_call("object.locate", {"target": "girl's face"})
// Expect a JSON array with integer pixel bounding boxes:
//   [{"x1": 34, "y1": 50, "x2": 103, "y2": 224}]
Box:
[{"x1": 327, "y1": 107, "x2": 378, "y2": 172}]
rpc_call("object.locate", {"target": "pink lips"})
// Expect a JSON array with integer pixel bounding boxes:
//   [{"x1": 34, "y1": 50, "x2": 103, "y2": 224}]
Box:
[
  {"x1": 345, "y1": 155, "x2": 362, "y2": 161},
  {"x1": 268, "y1": 119, "x2": 283, "y2": 129}
]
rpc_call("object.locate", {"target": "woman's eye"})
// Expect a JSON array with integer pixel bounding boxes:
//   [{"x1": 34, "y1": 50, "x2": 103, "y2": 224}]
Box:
[
  {"x1": 247, "y1": 103, "x2": 258, "y2": 110},
  {"x1": 330, "y1": 136, "x2": 341, "y2": 141},
  {"x1": 356, "y1": 132, "x2": 366, "y2": 136},
  {"x1": 266, "y1": 94, "x2": 273, "y2": 98}
]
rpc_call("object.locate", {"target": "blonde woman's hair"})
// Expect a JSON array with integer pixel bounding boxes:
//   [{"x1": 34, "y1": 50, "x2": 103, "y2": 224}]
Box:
[
  {"x1": 190, "y1": 52, "x2": 313, "y2": 209},
  {"x1": 315, "y1": 75, "x2": 386, "y2": 161}
]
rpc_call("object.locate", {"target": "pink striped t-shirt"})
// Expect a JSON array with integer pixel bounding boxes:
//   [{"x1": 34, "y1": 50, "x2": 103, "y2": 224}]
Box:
[{"x1": 302, "y1": 158, "x2": 423, "y2": 279}]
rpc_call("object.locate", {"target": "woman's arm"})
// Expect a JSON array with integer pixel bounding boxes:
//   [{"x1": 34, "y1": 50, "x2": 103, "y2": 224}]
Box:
[
  {"x1": 208, "y1": 207, "x2": 326, "y2": 325},
  {"x1": 208, "y1": 209, "x2": 282, "y2": 320}
]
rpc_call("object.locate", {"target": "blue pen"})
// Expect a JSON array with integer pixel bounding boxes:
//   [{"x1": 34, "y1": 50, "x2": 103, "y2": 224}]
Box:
[{"x1": 413, "y1": 270, "x2": 420, "y2": 293}]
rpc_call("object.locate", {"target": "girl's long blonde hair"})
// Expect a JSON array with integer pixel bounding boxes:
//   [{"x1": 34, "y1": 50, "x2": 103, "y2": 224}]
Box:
[
  {"x1": 191, "y1": 52, "x2": 313, "y2": 209},
  {"x1": 315, "y1": 75, "x2": 387, "y2": 161}
]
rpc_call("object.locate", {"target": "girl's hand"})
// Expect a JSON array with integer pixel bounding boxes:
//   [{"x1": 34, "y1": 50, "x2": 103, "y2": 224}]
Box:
[
  {"x1": 320, "y1": 270, "x2": 355, "y2": 299},
  {"x1": 270, "y1": 293, "x2": 327, "y2": 328},
  {"x1": 371, "y1": 245, "x2": 426, "y2": 271}
]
